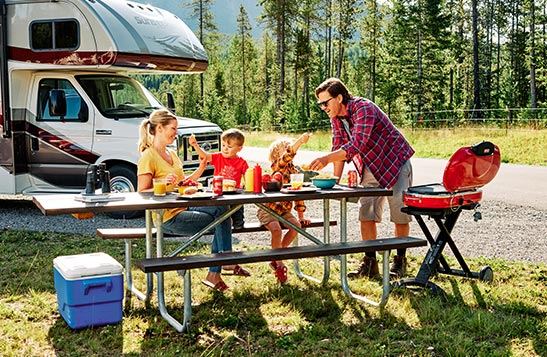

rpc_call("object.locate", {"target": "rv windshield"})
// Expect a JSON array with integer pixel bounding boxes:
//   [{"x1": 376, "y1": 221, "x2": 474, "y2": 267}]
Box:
[{"x1": 76, "y1": 75, "x2": 162, "y2": 119}]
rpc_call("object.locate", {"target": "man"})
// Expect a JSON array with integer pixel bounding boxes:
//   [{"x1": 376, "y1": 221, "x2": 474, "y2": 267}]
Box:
[{"x1": 309, "y1": 78, "x2": 414, "y2": 278}]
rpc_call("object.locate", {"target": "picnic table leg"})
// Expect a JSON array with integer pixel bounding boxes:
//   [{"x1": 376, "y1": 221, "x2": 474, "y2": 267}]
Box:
[
  {"x1": 153, "y1": 209, "x2": 189, "y2": 332},
  {"x1": 124, "y1": 238, "x2": 147, "y2": 301},
  {"x1": 125, "y1": 210, "x2": 154, "y2": 303},
  {"x1": 339, "y1": 198, "x2": 392, "y2": 308},
  {"x1": 145, "y1": 210, "x2": 154, "y2": 302},
  {"x1": 293, "y1": 198, "x2": 331, "y2": 284}
]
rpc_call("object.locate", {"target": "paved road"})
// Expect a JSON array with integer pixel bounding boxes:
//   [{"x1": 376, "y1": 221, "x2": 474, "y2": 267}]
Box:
[{"x1": 241, "y1": 147, "x2": 547, "y2": 211}]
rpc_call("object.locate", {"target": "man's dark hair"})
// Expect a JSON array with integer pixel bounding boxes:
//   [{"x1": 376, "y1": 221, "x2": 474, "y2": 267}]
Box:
[{"x1": 315, "y1": 78, "x2": 353, "y2": 104}]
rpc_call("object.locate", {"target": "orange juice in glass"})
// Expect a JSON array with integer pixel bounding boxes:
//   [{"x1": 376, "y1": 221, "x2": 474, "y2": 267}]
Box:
[
  {"x1": 290, "y1": 173, "x2": 304, "y2": 189},
  {"x1": 153, "y1": 178, "x2": 167, "y2": 196}
]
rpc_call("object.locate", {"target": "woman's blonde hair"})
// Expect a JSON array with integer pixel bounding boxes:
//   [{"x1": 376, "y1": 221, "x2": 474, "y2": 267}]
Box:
[
  {"x1": 268, "y1": 138, "x2": 291, "y2": 163},
  {"x1": 137, "y1": 109, "x2": 177, "y2": 152}
]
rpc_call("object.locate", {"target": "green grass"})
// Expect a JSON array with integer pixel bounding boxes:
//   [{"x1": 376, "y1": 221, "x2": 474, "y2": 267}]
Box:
[
  {"x1": 244, "y1": 128, "x2": 547, "y2": 166},
  {"x1": 1, "y1": 129, "x2": 546, "y2": 355},
  {"x1": 1, "y1": 229, "x2": 546, "y2": 356}
]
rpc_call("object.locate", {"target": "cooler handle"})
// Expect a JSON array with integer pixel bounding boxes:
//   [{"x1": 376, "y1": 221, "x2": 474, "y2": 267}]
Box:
[{"x1": 83, "y1": 278, "x2": 113, "y2": 295}]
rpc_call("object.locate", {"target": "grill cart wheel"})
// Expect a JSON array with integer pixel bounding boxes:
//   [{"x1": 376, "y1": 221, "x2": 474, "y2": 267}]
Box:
[{"x1": 478, "y1": 266, "x2": 494, "y2": 282}]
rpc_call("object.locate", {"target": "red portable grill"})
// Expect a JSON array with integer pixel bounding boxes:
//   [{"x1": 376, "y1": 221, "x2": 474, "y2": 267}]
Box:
[
  {"x1": 403, "y1": 141, "x2": 501, "y2": 209},
  {"x1": 393, "y1": 141, "x2": 501, "y2": 295}
]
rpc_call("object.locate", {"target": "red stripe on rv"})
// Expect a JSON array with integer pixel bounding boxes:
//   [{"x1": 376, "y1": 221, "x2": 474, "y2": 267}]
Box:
[
  {"x1": 9, "y1": 47, "x2": 208, "y2": 72},
  {"x1": 24, "y1": 122, "x2": 100, "y2": 164}
]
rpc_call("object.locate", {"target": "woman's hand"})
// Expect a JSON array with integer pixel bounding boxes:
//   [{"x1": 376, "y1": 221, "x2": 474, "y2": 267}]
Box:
[
  {"x1": 189, "y1": 134, "x2": 198, "y2": 148},
  {"x1": 165, "y1": 173, "x2": 179, "y2": 186},
  {"x1": 199, "y1": 156, "x2": 207, "y2": 167}
]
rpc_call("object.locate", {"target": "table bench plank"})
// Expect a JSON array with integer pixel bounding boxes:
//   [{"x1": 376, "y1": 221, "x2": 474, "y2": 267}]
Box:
[
  {"x1": 97, "y1": 219, "x2": 337, "y2": 239},
  {"x1": 137, "y1": 237, "x2": 427, "y2": 273}
]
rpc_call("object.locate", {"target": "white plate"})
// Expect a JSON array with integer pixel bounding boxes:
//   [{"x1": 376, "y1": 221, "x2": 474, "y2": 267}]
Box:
[
  {"x1": 221, "y1": 189, "x2": 244, "y2": 195},
  {"x1": 177, "y1": 192, "x2": 217, "y2": 200},
  {"x1": 280, "y1": 186, "x2": 318, "y2": 194}
]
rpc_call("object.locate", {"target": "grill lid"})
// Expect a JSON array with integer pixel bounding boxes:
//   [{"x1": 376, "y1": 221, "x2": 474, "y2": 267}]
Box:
[{"x1": 442, "y1": 141, "x2": 501, "y2": 192}]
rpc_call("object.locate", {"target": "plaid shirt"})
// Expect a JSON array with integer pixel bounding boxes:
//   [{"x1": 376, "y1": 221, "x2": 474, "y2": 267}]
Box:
[
  {"x1": 331, "y1": 97, "x2": 414, "y2": 188},
  {"x1": 266, "y1": 147, "x2": 306, "y2": 215}
]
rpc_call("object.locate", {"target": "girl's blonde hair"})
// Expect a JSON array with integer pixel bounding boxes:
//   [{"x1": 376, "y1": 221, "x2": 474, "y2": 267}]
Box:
[
  {"x1": 268, "y1": 138, "x2": 291, "y2": 162},
  {"x1": 137, "y1": 109, "x2": 177, "y2": 152}
]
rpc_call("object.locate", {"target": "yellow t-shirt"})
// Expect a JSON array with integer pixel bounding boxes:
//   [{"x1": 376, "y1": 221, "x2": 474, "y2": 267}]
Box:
[{"x1": 137, "y1": 147, "x2": 185, "y2": 224}]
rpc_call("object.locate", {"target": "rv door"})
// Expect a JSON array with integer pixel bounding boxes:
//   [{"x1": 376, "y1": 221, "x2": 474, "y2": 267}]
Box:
[{"x1": 27, "y1": 76, "x2": 97, "y2": 191}]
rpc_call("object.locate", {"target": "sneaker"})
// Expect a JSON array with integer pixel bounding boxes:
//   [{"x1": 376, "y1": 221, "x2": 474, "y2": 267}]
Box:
[
  {"x1": 389, "y1": 255, "x2": 407, "y2": 278},
  {"x1": 347, "y1": 256, "x2": 379, "y2": 278},
  {"x1": 274, "y1": 264, "x2": 288, "y2": 284}
]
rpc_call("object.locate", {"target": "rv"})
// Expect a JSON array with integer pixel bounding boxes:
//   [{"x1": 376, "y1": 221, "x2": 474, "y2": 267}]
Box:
[{"x1": 0, "y1": 0, "x2": 222, "y2": 218}]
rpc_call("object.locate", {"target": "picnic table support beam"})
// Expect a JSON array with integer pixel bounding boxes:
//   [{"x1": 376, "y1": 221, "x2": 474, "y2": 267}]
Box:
[
  {"x1": 338, "y1": 198, "x2": 392, "y2": 308},
  {"x1": 145, "y1": 210, "x2": 154, "y2": 302},
  {"x1": 121, "y1": 210, "x2": 155, "y2": 303},
  {"x1": 293, "y1": 198, "x2": 331, "y2": 284},
  {"x1": 152, "y1": 209, "x2": 188, "y2": 332}
]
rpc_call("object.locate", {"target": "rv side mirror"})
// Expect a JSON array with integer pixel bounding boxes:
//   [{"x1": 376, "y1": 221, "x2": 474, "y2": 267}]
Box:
[
  {"x1": 49, "y1": 90, "x2": 67, "y2": 117},
  {"x1": 167, "y1": 92, "x2": 176, "y2": 113}
]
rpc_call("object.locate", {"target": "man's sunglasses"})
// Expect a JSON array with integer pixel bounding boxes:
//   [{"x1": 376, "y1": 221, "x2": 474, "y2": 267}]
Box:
[{"x1": 317, "y1": 97, "x2": 334, "y2": 108}]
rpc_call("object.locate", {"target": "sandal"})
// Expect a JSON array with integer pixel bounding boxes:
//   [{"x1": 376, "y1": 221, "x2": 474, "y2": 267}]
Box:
[
  {"x1": 222, "y1": 264, "x2": 251, "y2": 277},
  {"x1": 274, "y1": 264, "x2": 288, "y2": 284},
  {"x1": 232, "y1": 264, "x2": 251, "y2": 277},
  {"x1": 201, "y1": 279, "x2": 229, "y2": 291}
]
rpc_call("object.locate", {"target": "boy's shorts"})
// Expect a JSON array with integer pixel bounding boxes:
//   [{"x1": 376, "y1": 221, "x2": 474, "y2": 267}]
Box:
[
  {"x1": 257, "y1": 209, "x2": 296, "y2": 227},
  {"x1": 358, "y1": 160, "x2": 413, "y2": 224}
]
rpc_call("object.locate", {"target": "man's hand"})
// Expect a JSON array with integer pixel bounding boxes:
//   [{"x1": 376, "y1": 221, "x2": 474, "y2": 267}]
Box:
[{"x1": 309, "y1": 156, "x2": 329, "y2": 171}]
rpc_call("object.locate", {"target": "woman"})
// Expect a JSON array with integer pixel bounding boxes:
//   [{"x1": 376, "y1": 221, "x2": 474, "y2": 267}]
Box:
[{"x1": 137, "y1": 109, "x2": 249, "y2": 291}]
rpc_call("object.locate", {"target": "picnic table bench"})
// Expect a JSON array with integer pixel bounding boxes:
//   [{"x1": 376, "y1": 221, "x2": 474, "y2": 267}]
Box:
[{"x1": 97, "y1": 219, "x2": 337, "y2": 300}]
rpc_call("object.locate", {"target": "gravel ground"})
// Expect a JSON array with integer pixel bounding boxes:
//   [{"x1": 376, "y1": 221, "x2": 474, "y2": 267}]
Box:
[{"x1": 2, "y1": 196, "x2": 546, "y2": 265}]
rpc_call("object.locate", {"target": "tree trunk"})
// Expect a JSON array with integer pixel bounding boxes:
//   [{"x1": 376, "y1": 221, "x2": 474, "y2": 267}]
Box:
[{"x1": 472, "y1": 0, "x2": 481, "y2": 120}]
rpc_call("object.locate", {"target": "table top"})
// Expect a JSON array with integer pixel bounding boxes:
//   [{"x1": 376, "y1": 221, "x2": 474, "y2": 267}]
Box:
[{"x1": 32, "y1": 185, "x2": 392, "y2": 216}]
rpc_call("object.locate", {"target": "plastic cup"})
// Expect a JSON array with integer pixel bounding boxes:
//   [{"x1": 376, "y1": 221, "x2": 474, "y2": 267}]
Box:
[
  {"x1": 153, "y1": 178, "x2": 167, "y2": 196},
  {"x1": 290, "y1": 173, "x2": 304, "y2": 189}
]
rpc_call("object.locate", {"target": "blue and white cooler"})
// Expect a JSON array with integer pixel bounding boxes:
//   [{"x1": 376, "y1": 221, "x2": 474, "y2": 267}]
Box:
[{"x1": 53, "y1": 252, "x2": 124, "y2": 329}]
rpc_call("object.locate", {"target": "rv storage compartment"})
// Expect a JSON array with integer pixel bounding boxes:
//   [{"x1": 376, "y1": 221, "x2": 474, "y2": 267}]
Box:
[{"x1": 53, "y1": 252, "x2": 123, "y2": 329}]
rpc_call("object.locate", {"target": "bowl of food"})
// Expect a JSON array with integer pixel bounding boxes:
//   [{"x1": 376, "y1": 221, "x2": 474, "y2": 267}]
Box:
[
  {"x1": 262, "y1": 180, "x2": 282, "y2": 192},
  {"x1": 311, "y1": 174, "x2": 338, "y2": 189}
]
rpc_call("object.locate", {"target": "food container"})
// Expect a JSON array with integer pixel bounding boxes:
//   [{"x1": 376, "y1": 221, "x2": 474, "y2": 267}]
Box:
[
  {"x1": 262, "y1": 180, "x2": 282, "y2": 192},
  {"x1": 222, "y1": 179, "x2": 237, "y2": 192},
  {"x1": 311, "y1": 177, "x2": 337, "y2": 189},
  {"x1": 53, "y1": 252, "x2": 123, "y2": 329}
]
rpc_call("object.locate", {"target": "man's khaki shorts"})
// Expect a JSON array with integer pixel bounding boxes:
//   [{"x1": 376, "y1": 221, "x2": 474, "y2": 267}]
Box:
[{"x1": 358, "y1": 160, "x2": 413, "y2": 224}]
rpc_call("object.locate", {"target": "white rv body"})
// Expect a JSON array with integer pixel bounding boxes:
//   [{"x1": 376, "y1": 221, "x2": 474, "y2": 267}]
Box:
[{"x1": 0, "y1": 0, "x2": 221, "y2": 217}]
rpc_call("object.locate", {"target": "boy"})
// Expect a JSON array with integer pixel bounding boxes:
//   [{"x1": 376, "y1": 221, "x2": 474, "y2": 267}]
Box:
[{"x1": 189, "y1": 128, "x2": 248, "y2": 229}]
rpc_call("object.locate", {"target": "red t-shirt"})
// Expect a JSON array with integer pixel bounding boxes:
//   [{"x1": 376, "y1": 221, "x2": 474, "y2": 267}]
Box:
[{"x1": 210, "y1": 153, "x2": 249, "y2": 188}]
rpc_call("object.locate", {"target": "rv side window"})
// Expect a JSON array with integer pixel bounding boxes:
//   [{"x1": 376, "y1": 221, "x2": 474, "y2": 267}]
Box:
[
  {"x1": 30, "y1": 20, "x2": 79, "y2": 50},
  {"x1": 37, "y1": 79, "x2": 88, "y2": 122}
]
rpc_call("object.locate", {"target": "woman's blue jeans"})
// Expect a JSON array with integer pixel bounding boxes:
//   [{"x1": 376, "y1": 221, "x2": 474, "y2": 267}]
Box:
[{"x1": 163, "y1": 205, "x2": 232, "y2": 273}]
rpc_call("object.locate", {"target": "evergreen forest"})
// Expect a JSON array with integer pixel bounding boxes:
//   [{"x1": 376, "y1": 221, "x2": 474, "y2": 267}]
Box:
[{"x1": 137, "y1": 0, "x2": 547, "y2": 132}]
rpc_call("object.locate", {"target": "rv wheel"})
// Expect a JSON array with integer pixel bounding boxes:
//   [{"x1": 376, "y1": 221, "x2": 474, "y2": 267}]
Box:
[{"x1": 106, "y1": 165, "x2": 143, "y2": 219}]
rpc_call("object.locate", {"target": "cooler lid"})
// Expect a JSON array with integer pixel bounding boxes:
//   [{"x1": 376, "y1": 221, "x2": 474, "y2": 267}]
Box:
[
  {"x1": 442, "y1": 141, "x2": 501, "y2": 192},
  {"x1": 53, "y1": 252, "x2": 122, "y2": 279}
]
